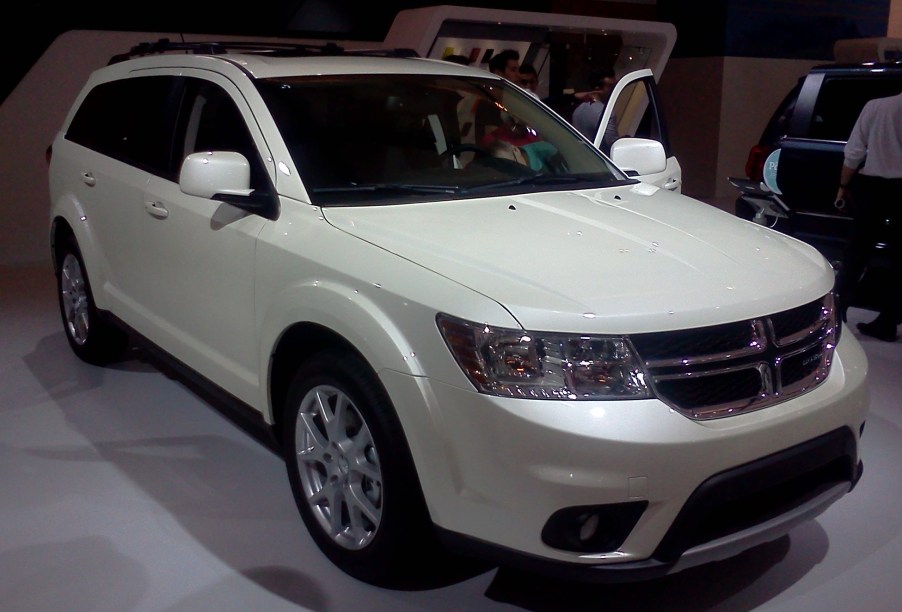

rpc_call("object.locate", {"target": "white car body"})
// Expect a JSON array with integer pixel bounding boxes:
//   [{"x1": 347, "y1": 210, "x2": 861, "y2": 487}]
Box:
[{"x1": 48, "y1": 45, "x2": 869, "y2": 584}]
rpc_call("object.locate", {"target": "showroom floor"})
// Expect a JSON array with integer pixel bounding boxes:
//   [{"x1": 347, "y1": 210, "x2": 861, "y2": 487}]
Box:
[{"x1": 1, "y1": 262, "x2": 900, "y2": 612}]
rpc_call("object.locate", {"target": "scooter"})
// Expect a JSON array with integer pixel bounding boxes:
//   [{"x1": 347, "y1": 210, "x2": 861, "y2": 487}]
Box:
[
  {"x1": 729, "y1": 171, "x2": 894, "y2": 315},
  {"x1": 727, "y1": 176, "x2": 792, "y2": 231}
]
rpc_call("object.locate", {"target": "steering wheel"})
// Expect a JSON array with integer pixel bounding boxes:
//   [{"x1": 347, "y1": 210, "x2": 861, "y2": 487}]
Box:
[{"x1": 439, "y1": 143, "x2": 488, "y2": 165}]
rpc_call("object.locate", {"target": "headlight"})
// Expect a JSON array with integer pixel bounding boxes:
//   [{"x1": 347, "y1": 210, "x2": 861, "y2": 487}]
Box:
[{"x1": 436, "y1": 314, "x2": 652, "y2": 400}]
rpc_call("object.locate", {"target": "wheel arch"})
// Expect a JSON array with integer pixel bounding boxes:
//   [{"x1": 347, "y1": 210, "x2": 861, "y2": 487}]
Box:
[
  {"x1": 49, "y1": 198, "x2": 105, "y2": 310},
  {"x1": 258, "y1": 276, "x2": 455, "y2": 426},
  {"x1": 49, "y1": 216, "x2": 75, "y2": 275},
  {"x1": 268, "y1": 322, "x2": 371, "y2": 441}
]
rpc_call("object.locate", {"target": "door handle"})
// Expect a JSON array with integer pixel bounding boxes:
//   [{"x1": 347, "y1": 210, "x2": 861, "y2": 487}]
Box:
[
  {"x1": 81, "y1": 172, "x2": 96, "y2": 187},
  {"x1": 144, "y1": 200, "x2": 169, "y2": 219}
]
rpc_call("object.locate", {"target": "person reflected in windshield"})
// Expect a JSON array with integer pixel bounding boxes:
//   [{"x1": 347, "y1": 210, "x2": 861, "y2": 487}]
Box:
[
  {"x1": 480, "y1": 114, "x2": 560, "y2": 173},
  {"x1": 476, "y1": 49, "x2": 522, "y2": 142},
  {"x1": 479, "y1": 111, "x2": 538, "y2": 148}
]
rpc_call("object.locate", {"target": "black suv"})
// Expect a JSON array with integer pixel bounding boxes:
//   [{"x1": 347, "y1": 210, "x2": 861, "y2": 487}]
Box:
[{"x1": 732, "y1": 61, "x2": 902, "y2": 307}]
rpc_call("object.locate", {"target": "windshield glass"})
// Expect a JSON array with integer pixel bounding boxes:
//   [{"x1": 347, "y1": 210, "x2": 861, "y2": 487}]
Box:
[{"x1": 257, "y1": 73, "x2": 631, "y2": 206}]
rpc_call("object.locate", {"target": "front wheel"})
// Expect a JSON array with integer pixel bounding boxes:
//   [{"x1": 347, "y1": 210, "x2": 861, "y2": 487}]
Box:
[
  {"x1": 283, "y1": 349, "x2": 440, "y2": 586},
  {"x1": 55, "y1": 236, "x2": 128, "y2": 365}
]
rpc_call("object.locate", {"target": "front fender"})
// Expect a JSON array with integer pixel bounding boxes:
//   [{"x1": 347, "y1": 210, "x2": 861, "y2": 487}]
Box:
[
  {"x1": 259, "y1": 277, "x2": 429, "y2": 375},
  {"x1": 253, "y1": 203, "x2": 519, "y2": 423},
  {"x1": 257, "y1": 276, "x2": 466, "y2": 426}
]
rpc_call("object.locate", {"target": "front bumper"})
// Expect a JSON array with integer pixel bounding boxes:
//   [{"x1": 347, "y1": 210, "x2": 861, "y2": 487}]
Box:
[
  {"x1": 379, "y1": 332, "x2": 869, "y2": 577},
  {"x1": 435, "y1": 431, "x2": 862, "y2": 583}
]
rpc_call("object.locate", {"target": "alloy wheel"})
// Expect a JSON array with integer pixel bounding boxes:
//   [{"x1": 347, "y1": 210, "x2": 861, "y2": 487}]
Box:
[
  {"x1": 60, "y1": 253, "x2": 90, "y2": 346},
  {"x1": 294, "y1": 384, "x2": 383, "y2": 550}
]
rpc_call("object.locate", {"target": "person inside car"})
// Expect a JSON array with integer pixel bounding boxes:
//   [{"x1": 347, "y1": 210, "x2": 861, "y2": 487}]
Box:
[{"x1": 475, "y1": 49, "x2": 522, "y2": 141}]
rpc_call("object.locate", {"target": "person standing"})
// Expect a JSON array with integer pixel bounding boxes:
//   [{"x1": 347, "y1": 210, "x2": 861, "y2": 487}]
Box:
[
  {"x1": 834, "y1": 91, "x2": 902, "y2": 342},
  {"x1": 518, "y1": 63, "x2": 540, "y2": 98},
  {"x1": 486, "y1": 49, "x2": 522, "y2": 82},
  {"x1": 571, "y1": 68, "x2": 618, "y2": 151}
]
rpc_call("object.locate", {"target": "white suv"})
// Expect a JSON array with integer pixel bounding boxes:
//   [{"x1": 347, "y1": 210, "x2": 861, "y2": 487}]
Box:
[{"x1": 48, "y1": 40, "x2": 869, "y2": 586}]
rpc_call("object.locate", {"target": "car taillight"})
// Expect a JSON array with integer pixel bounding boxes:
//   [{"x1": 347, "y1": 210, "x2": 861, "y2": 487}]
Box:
[{"x1": 744, "y1": 144, "x2": 771, "y2": 182}]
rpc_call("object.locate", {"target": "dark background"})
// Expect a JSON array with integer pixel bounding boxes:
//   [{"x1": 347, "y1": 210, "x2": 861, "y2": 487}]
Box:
[
  {"x1": 4, "y1": 1, "x2": 552, "y2": 103},
  {"x1": 4, "y1": 0, "x2": 891, "y2": 104}
]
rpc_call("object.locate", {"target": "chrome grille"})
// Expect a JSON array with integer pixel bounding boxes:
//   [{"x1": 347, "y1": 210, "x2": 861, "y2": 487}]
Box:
[{"x1": 630, "y1": 294, "x2": 838, "y2": 420}]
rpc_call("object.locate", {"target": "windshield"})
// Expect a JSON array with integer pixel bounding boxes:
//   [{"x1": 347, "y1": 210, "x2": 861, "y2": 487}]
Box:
[{"x1": 256, "y1": 73, "x2": 632, "y2": 205}]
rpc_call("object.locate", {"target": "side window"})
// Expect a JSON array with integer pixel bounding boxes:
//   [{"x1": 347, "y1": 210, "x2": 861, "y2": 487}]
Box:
[
  {"x1": 66, "y1": 76, "x2": 178, "y2": 175},
  {"x1": 810, "y1": 76, "x2": 902, "y2": 141},
  {"x1": 179, "y1": 80, "x2": 269, "y2": 192}
]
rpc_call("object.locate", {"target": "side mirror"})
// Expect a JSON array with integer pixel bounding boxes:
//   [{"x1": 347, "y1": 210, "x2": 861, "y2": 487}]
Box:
[
  {"x1": 610, "y1": 138, "x2": 667, "y2": 177},
  {"x1": 179, "y1": 151, "x2": 254, "y2": 199}
]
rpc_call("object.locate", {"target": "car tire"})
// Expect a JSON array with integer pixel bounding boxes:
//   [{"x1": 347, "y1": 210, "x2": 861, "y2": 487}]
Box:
[
  {"x1": 283, "y1": 349, "x2": 440, "y2": 587},
  {"x1": 55, "y1": 236, "x2": 129, "y2": 365}
]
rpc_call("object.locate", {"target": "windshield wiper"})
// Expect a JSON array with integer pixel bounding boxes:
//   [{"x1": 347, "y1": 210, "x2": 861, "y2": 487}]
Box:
[
  {"x1": 460, "y1": 173, "x2": 633, "y2": 194},
  {"x1": 313, "y1": 183, "x2": 460, "y2": 195}
]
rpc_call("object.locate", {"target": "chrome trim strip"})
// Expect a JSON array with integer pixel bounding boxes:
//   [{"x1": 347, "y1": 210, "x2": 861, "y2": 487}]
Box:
[{"x1": 663, "y1": 482, "x2": 850, "y2": 575}]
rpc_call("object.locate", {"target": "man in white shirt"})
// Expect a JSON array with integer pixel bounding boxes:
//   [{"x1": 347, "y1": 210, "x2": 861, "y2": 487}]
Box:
[
  {"x1": 571, "y1": 69, "x2": 618, "y2": 153},
  {"x1": 834, "y1": 92, "x2": 902, "y2": 341}
]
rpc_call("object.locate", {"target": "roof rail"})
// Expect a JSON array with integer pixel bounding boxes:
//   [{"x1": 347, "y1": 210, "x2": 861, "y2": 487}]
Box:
[{"x1": 107, "y1": 39, "x2": 419, "y2": 65}]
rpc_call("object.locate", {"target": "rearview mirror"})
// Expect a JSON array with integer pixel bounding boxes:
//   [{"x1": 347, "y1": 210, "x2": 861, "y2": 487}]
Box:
[
  {"x1": 179, "y1": 151, "x2": 254, "y2": 199},
  {"x1": 610, "y1": 138, "x2": 667, "y2": 177}
]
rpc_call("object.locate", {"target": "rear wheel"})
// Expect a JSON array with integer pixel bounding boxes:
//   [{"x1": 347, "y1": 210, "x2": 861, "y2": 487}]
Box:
[
  {"x1": 283, "y1": 349, "x2": 440, "y2": 586},
  {"x1": 55, "y1": 236, "x2": 128, "y2": 365}
]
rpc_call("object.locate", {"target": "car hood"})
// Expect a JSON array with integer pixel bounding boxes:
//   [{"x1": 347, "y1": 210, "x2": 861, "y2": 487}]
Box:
[{"x1": 322, "y1": 184, "x2": 834, "y2": 333}]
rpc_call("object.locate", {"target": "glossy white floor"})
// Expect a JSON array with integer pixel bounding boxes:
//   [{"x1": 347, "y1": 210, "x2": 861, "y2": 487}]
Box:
[{"x1": 2, "y1": 262, "x2": 900, "y2": 612}]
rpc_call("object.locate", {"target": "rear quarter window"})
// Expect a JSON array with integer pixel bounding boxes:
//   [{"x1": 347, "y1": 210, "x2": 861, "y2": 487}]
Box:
[
  {"x1": 760, "y1": 81, "x2": 801, "y2": 146},
  {"x1": 808, "y1": 75, "x2": 902, "y2": 141},
  {"x1": 66, "y1": 76, "x2": 179, "y2": 175}
]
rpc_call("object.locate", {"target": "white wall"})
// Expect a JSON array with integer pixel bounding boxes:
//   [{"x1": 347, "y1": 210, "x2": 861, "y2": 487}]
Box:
[
  {"x1": 657, "y1": 55, "x2": 820, "y2": 205},
  {"x1": 891, "y1": 0, "x2": 902, "y2": 36},
  {"x1": 0, "y1": 31, "x2": 180, "y2": 266},
  {"x1": 717, "y1": 57, "x2": 822, "y2": 197},
  {"x1": 657, "y1": 57, "x2": 724, "y2": 201}
]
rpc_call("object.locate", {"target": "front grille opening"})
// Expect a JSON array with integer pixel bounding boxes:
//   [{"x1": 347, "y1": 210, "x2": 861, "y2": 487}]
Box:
[
  {"x1": 652, "y1": 427, "x2": 856, "y2": 563},
  {"x1": 630, "y1": 320, "x2": 754, "y2": 362},
  {"x1": 771, "y1": 299, "x2": 826, "y2": 340},
  {"x1": 655, "y1": 368, "x2": 763, "y2": 411},
  {"x1": 781, "y1": 344, "x2": 827, "y2": 388},
  {"x1": 630, "y1": 294, "x2": 836, "y2": 420}
]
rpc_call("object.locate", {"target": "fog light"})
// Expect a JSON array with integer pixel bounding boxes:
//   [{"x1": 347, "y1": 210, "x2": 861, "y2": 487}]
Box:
[
  {"x1": 579, "y1": 513, "x2": 600, "y2": 541},
  {"x1": 541, "y1": 501, "x2": 648, "y2": 553}
]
